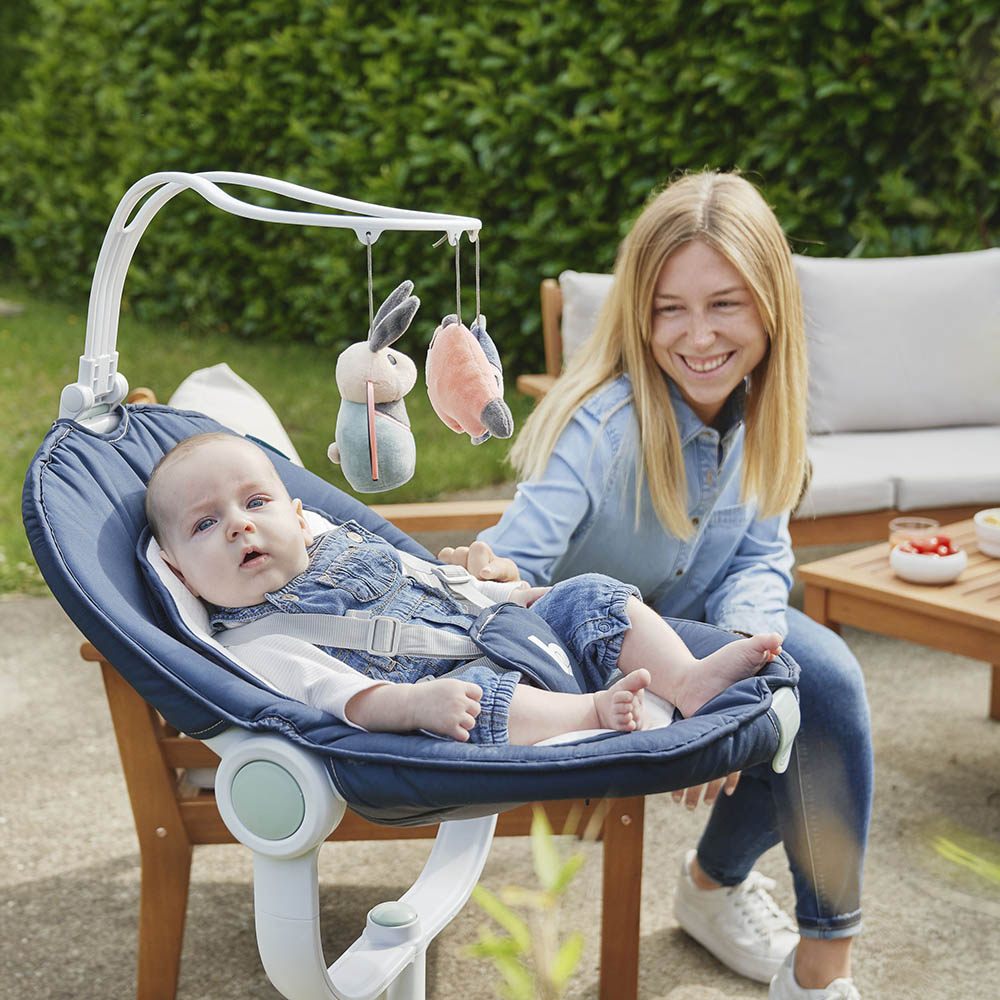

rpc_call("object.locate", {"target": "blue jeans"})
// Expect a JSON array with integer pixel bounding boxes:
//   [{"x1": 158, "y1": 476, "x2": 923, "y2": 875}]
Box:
[{"x1": 687, "y1": 607, "x2": 873, "y2": 938}]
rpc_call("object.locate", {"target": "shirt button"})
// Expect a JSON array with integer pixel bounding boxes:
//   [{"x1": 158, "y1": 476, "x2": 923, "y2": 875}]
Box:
[
  {"x1": 676, "y1": 569, "x2": 683, "y2": 577},
  {"x1": 692, "y1": 516, "x2": 700, "y2": 525},
  {"x1": 598, "y1": 622, "x2": 612, "y2": 633},
  {"x1": 346, "y1": 531, "x2": 363, "y2": 543}
]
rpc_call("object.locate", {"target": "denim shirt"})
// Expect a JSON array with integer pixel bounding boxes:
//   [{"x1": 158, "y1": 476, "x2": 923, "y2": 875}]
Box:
[{"x1": 481, "y1": 374, "x2": 794, "y2": 636}]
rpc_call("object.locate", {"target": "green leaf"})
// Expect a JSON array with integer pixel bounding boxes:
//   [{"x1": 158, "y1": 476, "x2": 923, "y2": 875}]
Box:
[
  {"x1": 549, "y1": 931, "x2": 585, "y2": 989},
  {"x1": 471, "y1": 885, "x2": 532, "y2": 950},
  {"x1": 531, "y1": 805, "x2": 561, "y2": 892}
]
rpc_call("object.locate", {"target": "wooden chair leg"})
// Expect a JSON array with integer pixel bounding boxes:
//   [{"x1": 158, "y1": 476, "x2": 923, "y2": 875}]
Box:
[
  {"x1": 598, "y1": 796, "x2": 645, "y2": 1000},
  {"x1": 137, "y1": 837, "x2": 193, "y2": 1000},
  {"x1": 91, "y1": 650, "x2": 196, "y2": 1000}
]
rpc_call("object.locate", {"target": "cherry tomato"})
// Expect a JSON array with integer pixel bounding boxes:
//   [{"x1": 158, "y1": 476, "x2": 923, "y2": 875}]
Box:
[
  {"x1": 897, "y1": 541, "x2": 919, "y2": 554},
  {"x1": 910, "y1": 537, "x2": 938, "y2": 554}
]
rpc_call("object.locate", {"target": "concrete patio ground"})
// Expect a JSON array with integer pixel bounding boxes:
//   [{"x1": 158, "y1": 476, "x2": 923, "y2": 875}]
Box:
[{"x1": 2, "y1": 544, "x2": 998, "y2": 999}]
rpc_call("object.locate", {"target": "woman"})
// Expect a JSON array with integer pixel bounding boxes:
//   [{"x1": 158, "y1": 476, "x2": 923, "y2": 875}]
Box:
[{"x1": 442, "y1": 172, "x2": 871, "y2": 1000}]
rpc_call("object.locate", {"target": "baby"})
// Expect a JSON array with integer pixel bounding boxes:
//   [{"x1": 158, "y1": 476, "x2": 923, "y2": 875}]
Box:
[{"x1": 145, "y1": 433, "x2": 782, "y2": 746}]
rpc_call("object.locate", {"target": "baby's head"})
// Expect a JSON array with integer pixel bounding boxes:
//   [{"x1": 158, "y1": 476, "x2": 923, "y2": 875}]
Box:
[{"x1": 146, "y1": 433, "x2": 314, "y2": 608}]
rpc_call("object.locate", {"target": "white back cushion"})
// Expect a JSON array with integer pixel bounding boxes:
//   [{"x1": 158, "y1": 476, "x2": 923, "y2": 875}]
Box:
[
  {"x1": 168, "y1": 363, "x2": 305, "y2": 466},
  {"x1": 798, "y1": 249, "x2": 1000, "y2": 433},
  {"x1": 557, "y1": 250, "x2": 1000, "y2": 434},
  {"x1": 558, "y1": 270, "x2": 614, "y2": 364}
]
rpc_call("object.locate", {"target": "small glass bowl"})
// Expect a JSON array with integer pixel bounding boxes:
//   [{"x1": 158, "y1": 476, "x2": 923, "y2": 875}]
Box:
[{"x1": 888, "y1": 516, "x2": 940, "y2": 549}]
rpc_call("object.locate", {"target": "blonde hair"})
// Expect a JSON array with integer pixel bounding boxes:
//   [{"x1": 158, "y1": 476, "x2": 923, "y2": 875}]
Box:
[{"x1": 509, "y1": 170, "x2": 808, "y2": 539}]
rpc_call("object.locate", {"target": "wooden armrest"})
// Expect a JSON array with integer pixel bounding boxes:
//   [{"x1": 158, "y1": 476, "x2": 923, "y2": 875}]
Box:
[{"x1": 369, "y1": 498, "x2": 510, "y2": 534}]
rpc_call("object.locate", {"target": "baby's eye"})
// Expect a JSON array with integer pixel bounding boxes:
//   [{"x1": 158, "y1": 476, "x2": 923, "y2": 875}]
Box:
[
  {"x1": 195, "y1": 517, "x2": 215, "y2": 533},
  {"x1": 247, "y1": 497, "x2": 267, "y2": 510},
  {"x1": 656, "y1": 304, "x2": 682, "y2": 314}
]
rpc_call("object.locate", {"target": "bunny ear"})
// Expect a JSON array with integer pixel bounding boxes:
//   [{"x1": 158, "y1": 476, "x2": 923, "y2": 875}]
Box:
[
  {"x1": 439, "y1": 313, "x2": 459, "y2": 328},
  {"x1": 371, "y1": 280, "x2": 414, "y2": 333},
  {"x1": 370, "y1": 291, "x2": 420, "y2": 352}
]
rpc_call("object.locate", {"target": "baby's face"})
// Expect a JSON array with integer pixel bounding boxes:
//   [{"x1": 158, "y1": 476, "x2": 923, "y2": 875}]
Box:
[{"x1": 157, "y1": 439, "x2": 314, "y2": 607}]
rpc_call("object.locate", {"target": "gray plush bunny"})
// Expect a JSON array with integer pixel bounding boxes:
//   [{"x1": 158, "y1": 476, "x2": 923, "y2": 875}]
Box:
[{"x1": 328, "y1": 280, "x2": 420, "y2": 492}]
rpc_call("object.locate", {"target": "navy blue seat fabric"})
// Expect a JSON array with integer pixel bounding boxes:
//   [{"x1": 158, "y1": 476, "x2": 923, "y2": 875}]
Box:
[{"x1": 23, "y1": 404, "x2": 797, "y2": 825}]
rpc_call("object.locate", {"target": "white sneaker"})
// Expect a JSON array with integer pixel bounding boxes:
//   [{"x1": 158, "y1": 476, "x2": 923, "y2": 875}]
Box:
[
  {"x1": 769, "y1": 948, "x2": 860, "y2": 999},
  {"x1": 673, "y1": 848, "x2": 799, "y2": 983}
]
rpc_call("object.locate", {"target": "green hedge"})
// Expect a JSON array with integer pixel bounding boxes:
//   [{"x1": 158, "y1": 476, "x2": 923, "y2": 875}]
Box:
[{"x1": 1, "y1": 0, "x2": 997, "y2": 368}]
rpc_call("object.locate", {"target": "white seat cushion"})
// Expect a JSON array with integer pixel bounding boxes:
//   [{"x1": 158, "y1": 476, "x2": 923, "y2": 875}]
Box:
[{"x1": 795, "y1": 426, "x2": 1000, "y2": 519}]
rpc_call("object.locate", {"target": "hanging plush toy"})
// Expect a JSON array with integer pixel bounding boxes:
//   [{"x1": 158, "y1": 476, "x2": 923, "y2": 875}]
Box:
[
  {"x1": 328, "y1": 280, "x2": 419, "y2": 492},
  {"x1": 425, "y1": 313, "x2": 514, "y2": 444}
]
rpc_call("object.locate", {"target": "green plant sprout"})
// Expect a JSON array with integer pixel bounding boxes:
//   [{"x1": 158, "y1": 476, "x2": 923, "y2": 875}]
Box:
[
  {"x1": 932, "y1": 834, "x2": 1000, "y2": 886},
  {"x1": 468, "y1": 804, "x2": 597, "y2": 1000}
]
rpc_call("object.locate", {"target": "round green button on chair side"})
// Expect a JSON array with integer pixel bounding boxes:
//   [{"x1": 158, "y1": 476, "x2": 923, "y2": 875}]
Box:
[
  {"x1": 369, "y1": 901, "x2": 418, "y2": 927},
  {"x1": 230, "y1": 760, "x2": 305, "y2": 840}
]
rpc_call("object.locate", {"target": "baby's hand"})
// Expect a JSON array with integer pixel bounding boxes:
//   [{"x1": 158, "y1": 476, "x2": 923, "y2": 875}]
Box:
[
  {"x1": 437, "y1": 540, "x2": 521, "y2": 583},
  {"x1": 510, "y1": 585, "x2": 551, "y2": 608},
  {"x1": 409, "y1": 678, "x2": 483, "y2": 741}
]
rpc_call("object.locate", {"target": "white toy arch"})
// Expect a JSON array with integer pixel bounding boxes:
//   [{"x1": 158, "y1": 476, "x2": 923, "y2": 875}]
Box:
[{"x1": 60, "y1": 170, "x2": 482, "y2": 430}]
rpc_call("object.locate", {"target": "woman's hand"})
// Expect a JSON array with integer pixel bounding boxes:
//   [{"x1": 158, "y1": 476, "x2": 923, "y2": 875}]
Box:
[
  {"x1": 671, "y1": 771, "x2": 741, "y2": 810},
  {"x1": 437, "y1": 539, "x2": 521, "y2": 583}
]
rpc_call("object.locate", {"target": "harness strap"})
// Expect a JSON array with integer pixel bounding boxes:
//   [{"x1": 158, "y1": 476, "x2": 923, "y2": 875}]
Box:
[
  {"x1": 396, "y1": 551, "x2": 496, "y2": 610},
  {"x1": 215, "y1": 611, "x2": 483, "y2": 659}
]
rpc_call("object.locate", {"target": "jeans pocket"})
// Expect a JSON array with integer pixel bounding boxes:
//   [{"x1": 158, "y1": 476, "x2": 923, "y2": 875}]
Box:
[{"x1": 321, "y1": 545, "x2": 398, "y2": 602}]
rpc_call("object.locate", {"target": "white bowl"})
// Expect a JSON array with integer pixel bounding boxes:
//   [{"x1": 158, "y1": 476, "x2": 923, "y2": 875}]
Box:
[
  {"x1": 890, "y1": 544, "x2": 967, "y2": 584},
  {"x1": 973, "y1": 508, "x2": 1000, "y2": 558}
]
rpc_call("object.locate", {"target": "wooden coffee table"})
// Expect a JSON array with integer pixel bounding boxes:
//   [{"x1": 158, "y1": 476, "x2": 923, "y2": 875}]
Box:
[{"x1": 797, "y1": 519, "x2": 1000, "y2": 720}]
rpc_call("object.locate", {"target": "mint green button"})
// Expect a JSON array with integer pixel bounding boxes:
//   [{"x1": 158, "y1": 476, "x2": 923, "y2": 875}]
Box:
[
  {"x1": 369, "y1": 902, "x2": 418, "y2": 927},
  {"x1": 230, "y1": 761, "x2": 304, "y2": 840}
]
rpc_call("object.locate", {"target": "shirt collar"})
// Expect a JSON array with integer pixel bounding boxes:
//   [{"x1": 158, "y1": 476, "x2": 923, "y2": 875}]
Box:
[{"x1": 666, "y1": 377, "x2": 747, "y2": 445}]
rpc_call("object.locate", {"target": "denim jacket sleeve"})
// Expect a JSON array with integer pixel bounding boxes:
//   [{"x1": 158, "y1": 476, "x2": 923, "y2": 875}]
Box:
[
  {"x1": 479, "y1": 404, "x2": 611, "y2": 587},
  {"x1": 702, "y1": 508, "x2": 794, "y2": 638}
]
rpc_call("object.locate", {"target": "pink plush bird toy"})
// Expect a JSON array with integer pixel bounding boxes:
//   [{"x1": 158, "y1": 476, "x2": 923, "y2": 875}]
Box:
[{"x1": 425, "y1": 314, "x2": 514, "y2": 444}]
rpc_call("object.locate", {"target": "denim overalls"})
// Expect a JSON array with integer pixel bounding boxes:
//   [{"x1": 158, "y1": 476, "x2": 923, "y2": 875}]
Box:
[{"x1": 209, "y1": 521, "x2": 638, "y2": 744}]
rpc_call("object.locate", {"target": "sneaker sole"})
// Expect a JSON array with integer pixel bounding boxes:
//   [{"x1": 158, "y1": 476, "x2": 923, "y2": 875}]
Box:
[{"x1": 673, "y1": 892, "x2": 792, "y2": 984}]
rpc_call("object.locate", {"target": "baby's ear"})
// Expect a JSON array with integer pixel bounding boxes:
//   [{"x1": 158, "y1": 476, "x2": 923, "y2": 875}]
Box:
[
  {"x1": 158, "y1": 549, "x2": 199, "y2": 597},
  {"x1": 293, "y1": 499, "x2": 314, "y2": 546}
]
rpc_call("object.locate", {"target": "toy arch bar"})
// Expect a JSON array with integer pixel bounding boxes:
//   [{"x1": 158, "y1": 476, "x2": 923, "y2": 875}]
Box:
[{"x1": 59, "y1": 170, "x2": 482, "y2": 429}]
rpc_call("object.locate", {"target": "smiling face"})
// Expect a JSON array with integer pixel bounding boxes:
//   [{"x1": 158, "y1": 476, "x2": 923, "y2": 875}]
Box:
[
  {"x1": 650, "y1": 239, "x2": 768, "y2": 427},
  {"x1": 153, "y1": 436, "x2": 314, "y2": 608}
]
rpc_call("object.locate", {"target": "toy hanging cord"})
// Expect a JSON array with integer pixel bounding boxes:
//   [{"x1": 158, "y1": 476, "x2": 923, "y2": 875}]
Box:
[
  {"x1": 453, "y1": 235, "x2": 483, "y2": 327},
  {"x1": 364, "y1": 235, "x2": 379, "y2": 481}
]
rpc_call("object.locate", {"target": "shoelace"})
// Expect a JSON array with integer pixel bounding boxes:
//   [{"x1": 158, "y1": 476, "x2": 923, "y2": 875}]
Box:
[{"x1": 731, "y1": 871, "x2": 798, "y2": 935}]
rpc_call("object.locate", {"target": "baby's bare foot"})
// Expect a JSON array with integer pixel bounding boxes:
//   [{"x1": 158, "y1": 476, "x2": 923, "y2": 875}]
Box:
[
  {"x1": 594, "y1": 669, "x2": 650, "y2": 731},
  {"x1": 676, "y1": 633, "x2": 783, "y2": 718}
]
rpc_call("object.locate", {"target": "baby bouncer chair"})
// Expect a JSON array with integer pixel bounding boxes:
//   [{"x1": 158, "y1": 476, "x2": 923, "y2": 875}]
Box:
[{"x1": 23, "y1": 171, "x2": 800, "y2": 1000}]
